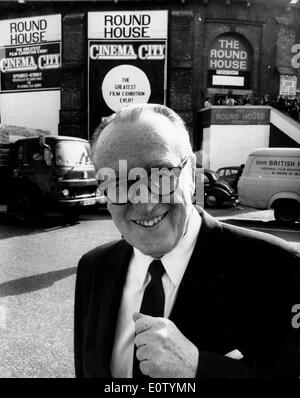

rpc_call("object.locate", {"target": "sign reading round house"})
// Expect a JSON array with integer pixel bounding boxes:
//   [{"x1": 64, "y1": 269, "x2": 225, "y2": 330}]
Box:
[
  {"x1": 200, "y1": 107, "x2": 271, "y2": 127},
  {"x1": 88, "y1": 10, "x2": 168, "y2": 138},
  {"x1": 207, "y1": 34, "x2": 252, "y2": 89},
  {"x1": 209, "y1": 36, "x2": 250, "y2": 72},
  {"x1": 0, "y1": 14, "x2": 61, "y2": 92}
]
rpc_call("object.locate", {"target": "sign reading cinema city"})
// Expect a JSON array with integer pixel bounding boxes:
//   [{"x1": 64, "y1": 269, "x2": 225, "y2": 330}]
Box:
[
  {"x1": 0, "y1": 14, "x2": 61, "y2": 92},
  {"x1": 208, "y1": 34, "x2": 252, "y2": 89},
  {"x1": 88, "y1": 10, "x2": 168, "y2": 137}
]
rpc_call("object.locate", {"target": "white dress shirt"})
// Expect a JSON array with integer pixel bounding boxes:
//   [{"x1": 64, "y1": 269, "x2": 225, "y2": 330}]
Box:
[{"x1": 110, "y1": 206, "x2": 201, "y2": 378}]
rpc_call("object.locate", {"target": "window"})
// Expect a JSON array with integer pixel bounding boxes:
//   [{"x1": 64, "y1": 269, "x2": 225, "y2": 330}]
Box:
[{"x1": 17, "y1": 145, "x2": 24, "y2": 161}]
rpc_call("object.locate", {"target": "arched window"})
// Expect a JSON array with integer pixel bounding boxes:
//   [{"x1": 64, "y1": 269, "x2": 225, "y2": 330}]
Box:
[{"x1": 207, "y1": 33, "x2": 253, "y2": 90}]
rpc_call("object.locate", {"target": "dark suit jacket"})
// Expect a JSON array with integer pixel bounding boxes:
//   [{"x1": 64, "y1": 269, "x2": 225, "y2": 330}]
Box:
[{"x1": 74, "y1": 208, "x2": 300, "y2": 378}]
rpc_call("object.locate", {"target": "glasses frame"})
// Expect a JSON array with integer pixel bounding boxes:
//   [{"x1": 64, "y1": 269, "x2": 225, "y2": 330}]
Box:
[{"x1": 105, "y1": 156, "x2": 190, "y2": 205}]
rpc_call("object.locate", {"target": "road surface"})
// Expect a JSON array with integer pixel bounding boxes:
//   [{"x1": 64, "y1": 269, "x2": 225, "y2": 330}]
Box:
[{"x1": 0, "y1": 206, "x2": 299, "y2": 377}]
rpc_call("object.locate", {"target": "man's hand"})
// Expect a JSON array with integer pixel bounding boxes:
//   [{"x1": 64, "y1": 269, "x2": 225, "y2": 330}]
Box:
[{"x1": 133, "y1": 312, "x2": 199, "y2": 378}]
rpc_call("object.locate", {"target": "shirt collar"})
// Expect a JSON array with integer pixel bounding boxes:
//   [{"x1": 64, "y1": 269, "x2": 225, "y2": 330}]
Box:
[{"x1": 133, "y1": 206, "x2": 201, "y2": 287}]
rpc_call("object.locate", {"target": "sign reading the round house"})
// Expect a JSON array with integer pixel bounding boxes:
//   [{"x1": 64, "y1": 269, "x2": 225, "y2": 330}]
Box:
[
  {"x1": 208, "y1": 36, "x2": 250, "y2": 71},
  {"x1": 88, "y1": 10, "x2": 168, "y2": 138},
  {"x1": 207, "y1": 34, "x2": 252, "y2": 89},
  {"x1": 0, "y1": 14, "x2": 61, "y2": 92}
]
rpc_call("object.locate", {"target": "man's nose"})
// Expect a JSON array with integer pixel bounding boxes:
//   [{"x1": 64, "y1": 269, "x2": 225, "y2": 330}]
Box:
[
  {"x1": 129, "y1": 182, "x2": 159, "y2": 204},
  {"x1": 133, "y1": 201, "x2": 158, "y2": 215},
  {"x1": 132, "y1": 188, "x2": 160, "y2": 213}
]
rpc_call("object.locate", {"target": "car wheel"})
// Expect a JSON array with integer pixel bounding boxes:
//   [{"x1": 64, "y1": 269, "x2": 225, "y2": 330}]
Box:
[
  {"x1": 14, "y1": 194, "x2": 43, "y2": 225},
  {"x1": 274, "y1": 202, "x2": 298, "y2": 225},
  {"x1": 205, "y1": 193, "x2": 220, "y2": 208}
]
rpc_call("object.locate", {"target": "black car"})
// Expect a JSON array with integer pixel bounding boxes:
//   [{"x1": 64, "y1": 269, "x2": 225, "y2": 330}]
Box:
[
  {"x1": 203, "y1": 169, "x2": 237, "y2": 208},
  {"x1": 216, "y1": 166, "x2": 242, "y2": 188}
]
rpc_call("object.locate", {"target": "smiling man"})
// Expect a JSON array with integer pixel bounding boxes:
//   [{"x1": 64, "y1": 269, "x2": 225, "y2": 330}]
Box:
[{"x1": 74, "y1": 103, "x2": 300, "y2": 378}]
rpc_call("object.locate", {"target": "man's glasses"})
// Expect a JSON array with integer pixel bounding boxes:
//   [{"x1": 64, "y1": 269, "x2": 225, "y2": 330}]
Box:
[{"x1": 100, "y1": 156, "x2": 189, "y2": 205}]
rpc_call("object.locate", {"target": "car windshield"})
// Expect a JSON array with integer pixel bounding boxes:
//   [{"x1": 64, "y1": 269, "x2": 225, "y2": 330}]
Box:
[{"x1": 55, "y1": 141, "x2": 92, "y2": 166}]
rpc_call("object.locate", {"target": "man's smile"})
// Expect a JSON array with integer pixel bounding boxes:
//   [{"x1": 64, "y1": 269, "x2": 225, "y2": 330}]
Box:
[{"x1": 132, "y1": 211, "x2": 168, "y2": 228}]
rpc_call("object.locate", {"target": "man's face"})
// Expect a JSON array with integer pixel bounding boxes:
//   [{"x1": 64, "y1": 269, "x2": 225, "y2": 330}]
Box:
[{"x1": 96, "y1": 112, "x2": 195, "y2": 258}]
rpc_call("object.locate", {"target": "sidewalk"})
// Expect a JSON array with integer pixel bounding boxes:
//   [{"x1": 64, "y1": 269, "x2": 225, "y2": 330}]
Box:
[{"x1": 207, "y1": 205, "x2": 275, "y2": 222}]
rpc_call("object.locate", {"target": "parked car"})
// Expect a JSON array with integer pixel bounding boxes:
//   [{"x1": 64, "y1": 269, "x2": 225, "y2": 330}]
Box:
[
  {"x1": 203, "y1": 169, "x2": 237, "y2": 208},
  {"x1": 216, "y1": 166, "x2": 242, "y2": 188},
  {"x1": 0, "y1": 135, "x2": 99, "y2": 224}
]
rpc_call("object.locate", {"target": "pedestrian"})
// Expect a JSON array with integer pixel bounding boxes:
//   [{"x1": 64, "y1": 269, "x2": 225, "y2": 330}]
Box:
[
  {"x1": 232, "y1": 163, "x2": 245, "y2": 193},
  {"x1": 261, "y1": 94, "x2": 271, "y2": 105},
  {"x1": 252, "y1": 94, "x2": 259, "y2": 105},
  {"x1": 243, "y1": 94, "x2": 251, "y2": 105},
  {"x1": 277, "y1": 95, "x2": 286, "y2": 112},
  {"x1": 204, "y1": 97, "x2": 212, "y2": 108},
  {"x1": 74, "y1": 103, "x2": 300, "y2": 378},
  {"x1": 226, "y1": 95, "x2": 235, "y2": 106},
  {"x1": 216, "y1": 96, "x2": 222, "y2": 105}
]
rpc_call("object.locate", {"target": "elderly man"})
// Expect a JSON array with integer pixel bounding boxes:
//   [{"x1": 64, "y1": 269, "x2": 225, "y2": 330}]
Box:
[{"x1": 74, "y1": 103, "x2": 300, "y2": 378}]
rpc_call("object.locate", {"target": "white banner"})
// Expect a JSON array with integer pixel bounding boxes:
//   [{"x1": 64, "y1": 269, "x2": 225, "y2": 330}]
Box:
[
  {"x1": 279, "y1": 75, "x2": 297, "y2": 98},
  {"x1": 0, "y1": 14, "x2": 61, "y2": 46},
  {"x1": 88, "y1": 11, "x2": 168, "y2": 40}
]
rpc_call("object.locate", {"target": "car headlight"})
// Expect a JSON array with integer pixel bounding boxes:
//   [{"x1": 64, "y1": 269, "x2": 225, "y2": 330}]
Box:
[{"x1": 62, "y1": 189, "x2": 69, "y2": 197}]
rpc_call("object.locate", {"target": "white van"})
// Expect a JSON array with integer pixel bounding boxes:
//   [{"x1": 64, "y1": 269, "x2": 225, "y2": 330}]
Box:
[{"x1": 238, "y1": 147, "x2": 300, "y2": 224}]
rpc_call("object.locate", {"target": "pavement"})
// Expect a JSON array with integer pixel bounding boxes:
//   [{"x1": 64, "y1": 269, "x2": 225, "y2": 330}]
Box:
[
  {"x1": 0, "y1": 204, "x2": 298, "y2": 378},
  {"x1": 208, "y1": 204, "x2": 275, "y2": 221}
]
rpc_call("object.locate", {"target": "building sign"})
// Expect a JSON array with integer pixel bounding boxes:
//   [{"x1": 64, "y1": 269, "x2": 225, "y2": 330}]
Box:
[
  {"x1": 101, "y1": 64, "x2": 151, "y2": 112},
  {"x1": 0, "y1": 15, "x2": 61, "y2": 92},
  {"x1": 210, "y1": 107, "x2": 270, "y2": 125},
  {"x1": 253, "y1": 157, "x2": 300, "y2": 176},
  {"x1": 88, "y1": 10, "x2": 168, "y2": 138},
  {"x1": 207, "y1": 34, "x2": 252, "y2": 89},
  {"x1": 279, "y1": 75, "x2": 297, "y2": 99}
]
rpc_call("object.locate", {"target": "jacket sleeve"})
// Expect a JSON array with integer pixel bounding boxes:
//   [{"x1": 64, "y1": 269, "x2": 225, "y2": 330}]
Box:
[
  {"x1": 195, "y1": 351, "x2": 269, "y2": 378},
  {"x1": 74, "y1": 256, "x2": 88, "y2": 378}
]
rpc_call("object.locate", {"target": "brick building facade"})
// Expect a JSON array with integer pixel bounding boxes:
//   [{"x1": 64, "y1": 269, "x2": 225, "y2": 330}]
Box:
[{"x1": 0, "y1": 0, "x2": 299, "y2": 149}]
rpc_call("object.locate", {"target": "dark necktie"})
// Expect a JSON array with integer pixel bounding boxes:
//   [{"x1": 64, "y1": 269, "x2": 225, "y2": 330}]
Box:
[{"x1": 132, "y1": 260, "x2": 165, "y2": 378}]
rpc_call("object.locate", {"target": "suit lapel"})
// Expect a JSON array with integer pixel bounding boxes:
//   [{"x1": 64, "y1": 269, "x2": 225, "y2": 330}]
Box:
[
  {"x1": 92, "y1": 208, "x2": 234, "y2": 376},
  {"x1": 169, "y1": 209, "x2": 235, "y2": 355},
  {"x1": 90, "y1": 239, "x2": 133, "y2": 377}
]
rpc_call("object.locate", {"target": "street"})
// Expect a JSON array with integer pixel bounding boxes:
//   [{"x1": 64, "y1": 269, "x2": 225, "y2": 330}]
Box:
[{"x1": 0, "y1": 206, "x2": 299, "y2": 378}]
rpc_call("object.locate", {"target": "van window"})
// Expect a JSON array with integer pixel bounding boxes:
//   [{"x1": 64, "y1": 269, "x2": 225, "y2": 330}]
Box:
[
  {"x1": 26, "y1": 142, "x2": 45, "y2": 166},
  {"x1": 55, "y1": 141, "x2": 92, "y2": 167},
  {"x1": 17, "y1": 145, "x2": 24, "y2": 161}
]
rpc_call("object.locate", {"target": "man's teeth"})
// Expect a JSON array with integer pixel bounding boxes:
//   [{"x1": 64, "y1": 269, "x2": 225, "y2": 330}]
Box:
[{"x1": 135, "y1": 214, "x2": 165, "y2": 227}]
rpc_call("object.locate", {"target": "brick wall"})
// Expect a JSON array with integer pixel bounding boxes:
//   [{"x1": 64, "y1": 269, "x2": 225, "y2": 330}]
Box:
[
  {"x1": 0, "y1": 0, "x2": 299, "y2": 144},
  {"x1": 59, "y1": 13, "x2": 87, "y2": 138}
]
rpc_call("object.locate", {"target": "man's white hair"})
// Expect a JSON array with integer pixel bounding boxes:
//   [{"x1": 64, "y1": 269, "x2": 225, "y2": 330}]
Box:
[{"x1": 92, "y1": 103, "x2": 195, "y2": 166}]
